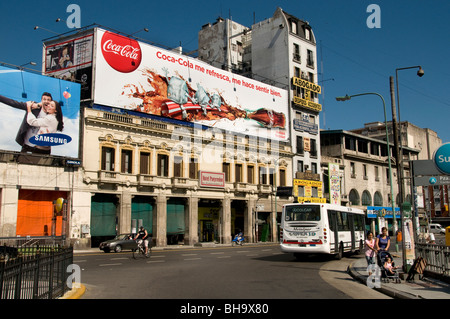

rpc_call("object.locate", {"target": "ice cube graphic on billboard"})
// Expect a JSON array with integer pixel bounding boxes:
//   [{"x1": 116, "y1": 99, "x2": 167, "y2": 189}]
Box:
[
  {"x1": 0, "y1": 66, "x2": 80, "y2": 158},
  {"x1": 94, "y1": 29, "x2": 289, "y2": 141}
]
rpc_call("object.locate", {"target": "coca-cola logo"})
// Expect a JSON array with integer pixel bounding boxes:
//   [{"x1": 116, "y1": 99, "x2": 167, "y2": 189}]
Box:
[{"x1": 101, "y1": 31, "x2": 142, "y2": 73}]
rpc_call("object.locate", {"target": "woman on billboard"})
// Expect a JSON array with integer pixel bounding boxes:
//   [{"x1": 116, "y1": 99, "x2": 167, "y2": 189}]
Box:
[
  {"x1": 26, "y1": 100, "x2": 64, "y2": 135},
  {"x1": 0, "y1": 93, "x2": 64, "y2": 155}
]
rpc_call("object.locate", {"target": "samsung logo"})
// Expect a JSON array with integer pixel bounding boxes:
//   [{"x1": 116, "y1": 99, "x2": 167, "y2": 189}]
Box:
[{"x1": 30, "y1": 133, "x2": 72, "y2": 146}]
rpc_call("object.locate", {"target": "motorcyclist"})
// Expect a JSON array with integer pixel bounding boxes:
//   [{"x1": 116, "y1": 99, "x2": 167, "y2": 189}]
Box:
[
  {"x1": 134, "y1": 226, "x2": 149, "y2": 255},
  {"x1": 234, "y1": 230, "x2": 244, "y2": 244}
]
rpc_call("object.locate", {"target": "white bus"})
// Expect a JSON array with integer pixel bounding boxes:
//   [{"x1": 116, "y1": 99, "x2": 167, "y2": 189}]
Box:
[{"x1": 280, "y1": 203, "x2": 366, "y2": 259}]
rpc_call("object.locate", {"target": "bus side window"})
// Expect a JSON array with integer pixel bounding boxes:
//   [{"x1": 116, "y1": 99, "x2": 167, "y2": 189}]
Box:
[
  {"x1": 328, "y1": 210, "x2": 336, "y2": 232},
  {"x1": 338, "y1": 212, "x2": 350, "y2": 231},
  {"x1": 355, "y1": 214, "x2": 364, "y2": 231}
]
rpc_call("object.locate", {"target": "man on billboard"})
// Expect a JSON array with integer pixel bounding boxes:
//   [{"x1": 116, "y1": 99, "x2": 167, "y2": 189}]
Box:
[{"x1": 0, "y1": 92, "x2": 63, "y2": 154}]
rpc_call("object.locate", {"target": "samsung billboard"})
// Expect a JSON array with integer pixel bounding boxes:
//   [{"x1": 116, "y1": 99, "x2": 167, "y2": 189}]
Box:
[
  {"x1": 0, "y1": 65, "x2": 81, "y2": 159},
  {"x1": 93, "y1": 28, "x2": 289, "y2": 141}
]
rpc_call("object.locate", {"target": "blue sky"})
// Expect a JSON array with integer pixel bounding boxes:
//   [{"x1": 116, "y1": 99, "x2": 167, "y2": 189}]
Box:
[{"x1": 1, "y1": 0, "x2": 449, "y2": 145}]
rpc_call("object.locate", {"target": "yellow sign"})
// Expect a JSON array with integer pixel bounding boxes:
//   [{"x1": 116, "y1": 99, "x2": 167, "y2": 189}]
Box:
[
  {"x1": 292, "y1": 77, "x2": 321, "y2": 94},
  {"x1": 304, "y1": 137, "x2": 310, "y2": 152},
  {"x1": 294, "y1": 179, "x2": 323, "y2": 188},
  {"x1": 293, "y1": 96, "x2": 322, "y2": 112},
  {"x1": 293, "y1": 179, "x2": 323, "y2": 200},
  {"x1": 296, "y1": 197, "x2": 327, "y2": 203}
]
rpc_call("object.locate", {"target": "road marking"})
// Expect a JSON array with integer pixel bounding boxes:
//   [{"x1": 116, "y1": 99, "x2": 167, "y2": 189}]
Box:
[
  {"x1": 236, "y1": 250, "x2": 251, "y2": 253},
  {"x1": 210, "y1": 252, "x2": 225, "y2": 255},
  {"x1": 184, "y1": 258, "x2": 202, "y2": 261},
  {"x1": 151, "y1": 255, "x2": 166, "y2": 258},
  {"x1": 217, "y1": 256, "x2": 231, "y2": 259},
  {"x1": 110, "y1": 257, "x2": 128, "y2": 260},
  {"x1": 147, "y1": 260, "x2": 165, "y2": 263},
  {"x1": 99, "y1": 263, "x2": 122, "y2": 267},
  {"x1": 182, "y1": 253, "x2": 198, "y2": 256}
]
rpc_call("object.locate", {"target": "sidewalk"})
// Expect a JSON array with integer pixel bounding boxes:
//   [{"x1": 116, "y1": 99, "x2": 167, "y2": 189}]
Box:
[{"x1": 348, "y1": 252, "x2": 450, "y2": 299}]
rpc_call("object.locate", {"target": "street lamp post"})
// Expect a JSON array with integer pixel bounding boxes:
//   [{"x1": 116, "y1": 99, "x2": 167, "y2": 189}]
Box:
[
  {"x1": 393, "y1": 66, "x2": 424, "y2": 207},
  {"x1": 394, "y1": 65, "x2": 424, "y2": 271},
  {"x1": 336, "y1": 93, "x2": 397, "y2": 236}
]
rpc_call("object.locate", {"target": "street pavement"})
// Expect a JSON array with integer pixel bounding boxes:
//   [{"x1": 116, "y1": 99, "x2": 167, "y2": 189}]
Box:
[{"x1": 62, "y1": 242, "x2": 450, "y2": 299}]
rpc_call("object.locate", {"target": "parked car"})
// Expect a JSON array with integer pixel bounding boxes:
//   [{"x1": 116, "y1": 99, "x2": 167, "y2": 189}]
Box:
[
  {"x1": 430, "y1": 223, "x2": 446, "y2": 235},
  {"x1": 0, "y1": 245, "x2": 19, "y2": 262},
  {"x1": 99, "y1": 234, "x2": 137, "y2": 253}
]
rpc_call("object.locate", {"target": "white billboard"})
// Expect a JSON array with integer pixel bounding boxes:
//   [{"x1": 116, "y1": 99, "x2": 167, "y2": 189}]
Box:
[{"x1": 93, "y1": 28, "x2": 289, "y2": 141}]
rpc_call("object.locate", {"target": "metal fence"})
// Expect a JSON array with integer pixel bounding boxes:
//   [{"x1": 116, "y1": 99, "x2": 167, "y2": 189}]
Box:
[
  {"x1": 0, "y1": 237, "x2": 73, "y2": 299},
  {"x1": 415, "y1": 243, "x2": 450, "y2": 282}
]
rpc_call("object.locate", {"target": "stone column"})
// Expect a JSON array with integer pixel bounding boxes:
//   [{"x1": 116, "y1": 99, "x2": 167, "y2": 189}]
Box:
[
  {"x1": 0, "y1": 186, "x2": 19, "y2": 237},
  {"x1": 185, "y1": 196, "x2": 199, "y2": 245},
  {"x1": 118, "y1": 192, "x2": 132, "y2": 234},
  {"x1": 221, "y1": 196, "x2": 231, "y2": 244},
  {"x1": 246, "y1": 197, "x2": 256, "y2": 243},
  {"x1": 155, "y1": 194, "x2": 167, "y2": 247}
]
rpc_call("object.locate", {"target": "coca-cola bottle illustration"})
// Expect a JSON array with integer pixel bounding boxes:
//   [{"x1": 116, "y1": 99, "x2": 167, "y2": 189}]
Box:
[{"x1": 247, "y1": 108, "x2": 285, "y2": 128}]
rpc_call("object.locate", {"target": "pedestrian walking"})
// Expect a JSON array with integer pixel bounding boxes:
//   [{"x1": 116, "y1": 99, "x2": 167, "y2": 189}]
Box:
[{"x1": 365, "y1": 231, "x2": 377, "y2": 274}]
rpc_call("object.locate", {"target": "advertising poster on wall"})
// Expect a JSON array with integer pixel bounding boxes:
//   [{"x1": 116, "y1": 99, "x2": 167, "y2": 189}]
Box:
[
  {"x1": 0, "y1": 65, "x2": 81, "y2": 159},
  {"x1": 93, "y1": 28, "x2": 289, "y2": 141},
  {"x1": 328, "y1": 163, "x2": 341, "y2": 205}
]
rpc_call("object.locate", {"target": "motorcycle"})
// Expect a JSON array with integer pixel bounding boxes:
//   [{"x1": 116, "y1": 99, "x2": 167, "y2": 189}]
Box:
[{"x1": 232, "y1": 233, "x2": 244, "y2": 246}]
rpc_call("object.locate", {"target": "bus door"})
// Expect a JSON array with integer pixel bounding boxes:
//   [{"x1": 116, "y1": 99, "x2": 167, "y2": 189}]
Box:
[
  {"x1": 349, "y1": 214, "x2": 356, "y2": 252},
  {"x1": 328, "y1": 210, "x2": 339, "y2": 254}
]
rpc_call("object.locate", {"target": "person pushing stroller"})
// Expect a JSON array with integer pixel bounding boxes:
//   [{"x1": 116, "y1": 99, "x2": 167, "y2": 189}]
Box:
[
  {"x1": 373, "y1": 227, "x2": 401, "y2": 283},
  {"x1": 375, "y1": 227, "x2": 390, "y2": 252}
]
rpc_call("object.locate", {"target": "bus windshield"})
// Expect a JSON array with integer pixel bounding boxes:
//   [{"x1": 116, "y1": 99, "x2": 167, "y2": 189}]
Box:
[{"x1": 285, "y1": 205, "x2": 321, "y2": 221}]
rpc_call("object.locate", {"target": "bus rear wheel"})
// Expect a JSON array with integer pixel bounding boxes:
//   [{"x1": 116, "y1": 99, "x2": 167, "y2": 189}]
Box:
[{"x1": 335, "y1": 243, "x2": 344, "y2": 260}]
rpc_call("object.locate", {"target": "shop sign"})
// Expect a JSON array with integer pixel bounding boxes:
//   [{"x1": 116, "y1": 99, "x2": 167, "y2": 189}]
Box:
[
  {"x1": 296, "y1": 197, "x2": 326, "y2": 203},
  {"x1": 199, "y1": 171, "x2": 225, "y2": 188},
  {"x1": 367, "y1": 206, "x2": 400, "y2": 219},
  {"x1": 292, "y1": 77, "x2": 321, "y2": 94},
  {"x1": 293, "y1": 179, "x2": 323, "y2": 200},
  {"x1": 303, "y1": 137, "x2": 310, "y2": 152},
  {"x1": 293, "y1": 118, "x2": 318, "y2": 134},
  {"x1": 293, "y1": 179, "x2": 322, "y2": 188},
  {"x1": 293, "y1": 96, "x2": 322, "y2": 112}
]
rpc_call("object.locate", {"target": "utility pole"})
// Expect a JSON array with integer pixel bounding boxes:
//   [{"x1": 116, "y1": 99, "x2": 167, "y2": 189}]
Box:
[{"x1": 390, "y1": 76, "x2": 403, "y2": 252}]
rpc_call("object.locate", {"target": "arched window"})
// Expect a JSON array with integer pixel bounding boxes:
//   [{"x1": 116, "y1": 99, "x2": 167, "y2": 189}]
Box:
[
  {"x1": 349, "y1": 189, "x2": 360, "y2": 205},
  {"x1": 374, "y1": 191, "x2": 383, "y2": 206},
  {"x1": 362, "y1": 190, "x2": 372, "y2": 206}
]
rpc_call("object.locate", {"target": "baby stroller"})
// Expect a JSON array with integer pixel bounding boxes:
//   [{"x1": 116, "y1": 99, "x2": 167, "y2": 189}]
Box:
[{"x1": 377, "y1": 250, "x2": 401, "y2": 283}]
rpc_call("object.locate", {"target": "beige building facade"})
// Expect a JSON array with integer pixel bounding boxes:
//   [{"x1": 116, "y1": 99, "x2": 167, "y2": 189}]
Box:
[{"x1": 75, "y1": 106, "x2": 293, "y2": 248}]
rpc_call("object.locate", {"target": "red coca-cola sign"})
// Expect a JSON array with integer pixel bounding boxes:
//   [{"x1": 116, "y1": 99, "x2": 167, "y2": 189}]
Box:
[{"x1": 101, "y1": 31, "x2": 142, "y2": 73}]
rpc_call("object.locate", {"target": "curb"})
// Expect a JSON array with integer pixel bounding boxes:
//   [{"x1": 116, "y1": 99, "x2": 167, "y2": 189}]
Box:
[
  {"x1": 59, "y1": 284, "x2": 86, "y2": 299},
  {"x1": 347, "y1": 262, "x2": 422, "y2": 299}
]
